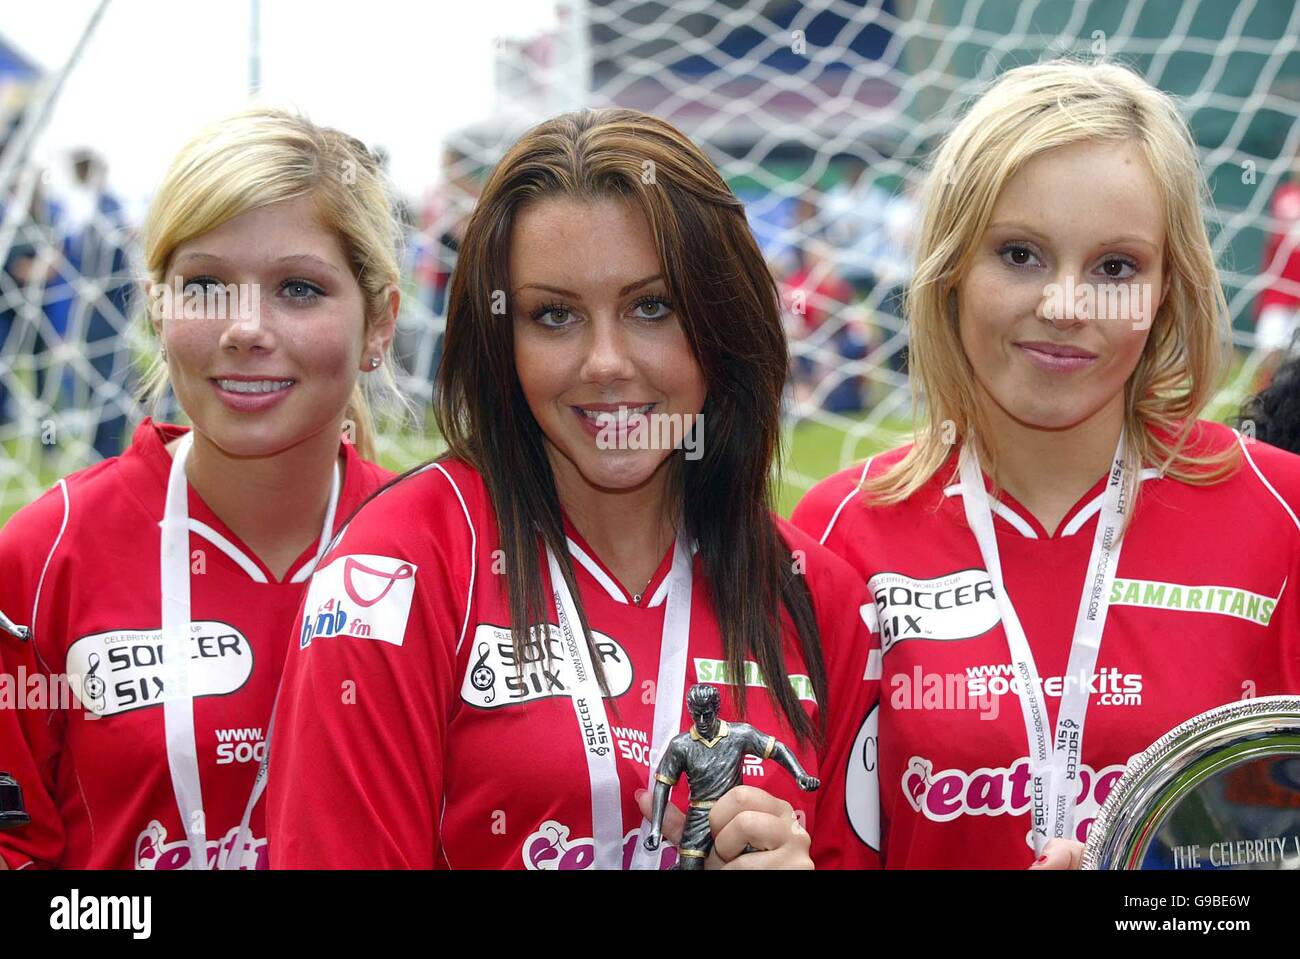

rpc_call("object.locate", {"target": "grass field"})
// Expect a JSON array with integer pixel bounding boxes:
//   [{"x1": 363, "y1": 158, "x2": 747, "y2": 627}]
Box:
[
  {"x1": 0, "y1": 407, "x2": 908, "y2": 526},
  {"x1": 0, "y1": 348, "x2": 1264, "y2": 528}
]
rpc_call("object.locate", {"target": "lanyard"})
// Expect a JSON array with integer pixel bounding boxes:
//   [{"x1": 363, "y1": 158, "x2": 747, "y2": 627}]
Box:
[
  {"x1": 957, "y1": 431, "x2": 1128, "y2": 854},
  {"x1": 161, "y1": 431, "x2": 339, "y2": 869},
  {"x1": 545, "y1": 532, "x2": 693, "y2": 870}
]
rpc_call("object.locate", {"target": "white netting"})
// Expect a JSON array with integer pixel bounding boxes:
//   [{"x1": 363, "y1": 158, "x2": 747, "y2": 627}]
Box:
[{"x1": 3, "y1": 0, "x2": 1300, "y2": 520}]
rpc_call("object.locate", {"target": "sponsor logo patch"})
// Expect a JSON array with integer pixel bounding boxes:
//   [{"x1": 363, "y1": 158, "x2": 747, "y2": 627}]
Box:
[
  {"x1": 900, "y1": 754, "x2": 1129, "y2": 847},
  {"x1": 460, "y1": 623, "x2": 633, "y2": 708},
  {"x1": 692, "y1": 657, "x2": 818, "y2": 703},
  {"x1": 300, "y1": 554, "x2": 417, "y2": 648},
  {"x1": 867, "y1": 569, "x2": 1000, "y2": 652},
  {"x1": 845, "y1": 704, "x2": 881, "y2": 850},
  {"x1": 134, "y1": 820, "x2": 267, "y2": 870},
  {"x1": 523, "y1": 819, "x2": 675, "y2": 870},
  {"x1": 66, "y1": 623, "x2": 252, "y2": 716},
  {"x1": 1109, "y1": 577, "x2": 1277, "y2": 627}
]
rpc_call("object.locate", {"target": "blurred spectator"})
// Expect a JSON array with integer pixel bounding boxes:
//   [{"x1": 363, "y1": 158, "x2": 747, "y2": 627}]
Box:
[
  {"x1": 408, "y1": 145, "x2": 481, "y2": 393},
  {"x1": 782, "y1": 196, "x2": 869, "y2": 414},
  {"x1": 44, "y1": 149, "x2": 133, "y2": 458},
  {"x1": 823, "y1": 158, "x2": 916, "y2": 380},
  {"x1": 0, "y1": 158, "x2": 60, "y2": 426},
  {"x1": 1, "y1": 184, "x2": 41, "y2": 418},
  {"x1": 823, "y1": 155, "x2": 914, "y2": 301},
  {"x1": 1254, "y1": 159, "x2": 1300, "y2": 388}
]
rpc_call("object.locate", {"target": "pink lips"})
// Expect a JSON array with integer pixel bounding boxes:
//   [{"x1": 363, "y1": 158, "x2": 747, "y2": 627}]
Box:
[
  {"x1": 1015, "y1": 341, "x2": 1097, "y2": 373},
  {"x1": 210, "y1": 375, "x2": 296, "y2": 414}
]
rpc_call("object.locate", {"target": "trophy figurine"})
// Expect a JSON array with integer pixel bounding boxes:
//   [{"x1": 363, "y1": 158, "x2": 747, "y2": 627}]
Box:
[{"x1": 644, "y1": 684, "x2": 819, "y2": 868}]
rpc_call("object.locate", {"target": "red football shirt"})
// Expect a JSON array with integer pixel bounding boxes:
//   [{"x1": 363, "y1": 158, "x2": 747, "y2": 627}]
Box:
[
  {"x1": 268, "y1": 459, "x2": 881, "y2": 869},
  {"x1": 0, "y1": 419, "x2": 392, "y2": 869},
  {"x1": 792, "y1": 421, "x2": 1300, "y2": 868}
]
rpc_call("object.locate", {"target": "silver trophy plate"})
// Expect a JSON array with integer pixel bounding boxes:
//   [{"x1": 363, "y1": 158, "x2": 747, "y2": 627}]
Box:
[{"x1": 1083, "y1": 695, "x2": 1300, "y2": 870}]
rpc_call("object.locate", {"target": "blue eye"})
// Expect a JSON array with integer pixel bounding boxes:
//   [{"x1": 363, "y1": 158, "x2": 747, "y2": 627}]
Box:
[
  {"x1": 630, "y1": 295, "x2": 673, "y2": 320},
  {"x1": 280, "y1": 278, "x2": 324, "y2": 302}
]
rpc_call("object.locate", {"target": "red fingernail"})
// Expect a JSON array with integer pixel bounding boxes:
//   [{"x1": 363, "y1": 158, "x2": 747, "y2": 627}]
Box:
[{"x1": 1034, "y1": 855, "x2": 1048, "y2": 864}]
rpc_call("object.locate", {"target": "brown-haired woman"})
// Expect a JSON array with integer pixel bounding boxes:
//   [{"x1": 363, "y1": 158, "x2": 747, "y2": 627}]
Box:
[{"x1": 267, "y1": 109, "x2": 882, "y2": 870}]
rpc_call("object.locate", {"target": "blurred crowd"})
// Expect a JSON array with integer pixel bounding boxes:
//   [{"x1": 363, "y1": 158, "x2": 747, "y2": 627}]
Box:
[
  {"x1": 1, "y1": 140, "x2": 132, "y2": 459},
  {"x1": 3, "y1": 130, "x2": 1300, "y2": 460}
]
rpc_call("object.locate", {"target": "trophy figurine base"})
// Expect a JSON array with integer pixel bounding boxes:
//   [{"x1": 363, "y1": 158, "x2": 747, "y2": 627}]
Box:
[
  {"x1": 0, "y1": 771, "x2": 30, "y2": 831},
  {"x1": 0, "y1": 811, "x2": 30, "y2": 830}
]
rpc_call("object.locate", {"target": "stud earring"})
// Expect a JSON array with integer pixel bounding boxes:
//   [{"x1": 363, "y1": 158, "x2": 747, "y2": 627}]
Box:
[{"x1": 369, "y1": 356, "x2": 381, "y2": 369}]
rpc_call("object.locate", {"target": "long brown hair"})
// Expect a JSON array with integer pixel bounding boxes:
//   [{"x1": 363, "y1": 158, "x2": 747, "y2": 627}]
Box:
[{"x1": 436, "y1": 108, "x2": 826, "y2": 741}]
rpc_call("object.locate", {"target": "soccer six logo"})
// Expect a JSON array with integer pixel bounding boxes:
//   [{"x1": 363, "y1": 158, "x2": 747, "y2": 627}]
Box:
[
  {"x1": 460, "y1": 623, "x2": 633, "y2": 708},
  {"x1": 867, "y1": 569, "x2": 1000, "y2": 652},
  {"x1": 66, "y1": 623, "x2": 253, "y2": 716}
]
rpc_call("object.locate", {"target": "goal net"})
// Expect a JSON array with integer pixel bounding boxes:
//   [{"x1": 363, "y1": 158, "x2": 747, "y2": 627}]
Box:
[{"x1": 3, "y1": 0, "x2": 1298, "y2": 520}]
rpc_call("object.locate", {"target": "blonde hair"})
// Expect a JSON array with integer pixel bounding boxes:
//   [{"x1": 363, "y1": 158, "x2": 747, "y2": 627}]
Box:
[
  {"x1": 869, "y1": 58, "x2": 1239, "y2": 511},
  {"x1": 139, "y1": 107, "x2": 403, "y2": 460}
]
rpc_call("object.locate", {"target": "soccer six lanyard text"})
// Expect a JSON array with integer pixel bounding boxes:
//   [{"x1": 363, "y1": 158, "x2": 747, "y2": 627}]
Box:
[
  {"x1": 958, "y1": 431, "x2": 1129, "y2": 855},
  {"x1": 546, "y1": 532, "x2": 694, "y2": 870}
]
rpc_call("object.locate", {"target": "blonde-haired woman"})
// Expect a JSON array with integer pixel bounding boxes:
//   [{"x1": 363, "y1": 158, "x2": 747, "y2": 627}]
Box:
[
  {"x1": 0, "y1": 108, "x2": 399, "y2": 869},
  {"x1": 794, "y1": 60, "x2": 1300, "y2": 869}
]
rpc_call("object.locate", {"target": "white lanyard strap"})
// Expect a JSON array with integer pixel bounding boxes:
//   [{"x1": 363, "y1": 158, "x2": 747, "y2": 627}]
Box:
[
  {"x1": 629, "y1": 536, "x2": 693, "y2": 870},
  {"x1": 546, "y1": 532, "x2": 693, "y2": 870},
  {"x1": 958, "y1": 432, "x2": 1128, "y2": 853},
  {"x1": 546, "y1": 544, "x2": 623, "y2": 869},
  {"x1": 161, "y1": 432, "x2": 339, "y2": 869},
  {"x1": 161, "y1": 431, "x2": 207, "y2": 869}
]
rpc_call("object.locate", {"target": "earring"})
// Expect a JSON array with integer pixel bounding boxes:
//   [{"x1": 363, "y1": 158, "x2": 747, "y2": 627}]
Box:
[
  {"x1": 369, "y1": 356, "x2": 380, "y2": 369},
  {"x1": 160, "y1": 345, "x2": 167, "y2": 361}
]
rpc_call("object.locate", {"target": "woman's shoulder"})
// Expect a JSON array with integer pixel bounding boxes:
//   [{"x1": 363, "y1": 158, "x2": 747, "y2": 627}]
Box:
[
  {"x1": 774, "y1": 513, "x2": 870, "y2": 598},
  {"x1": 1193, "y1": 420, "x2": 1300, "y2": 530},
  {"x1": 0, "y1": 420, "x2": 169, "y2": 560},
  {"x1": 1156, "y1": 420, "x2": 1300, "y2": 522},
  {"x1": 789, "y1": 442, "x2": 917, "y2": 545},
  {"x1": 328, "y1": 456, "x2": 489, "y2": 559},
  {"x1": 347, "y1": 451, "x2": 399, "y2": 496}
]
